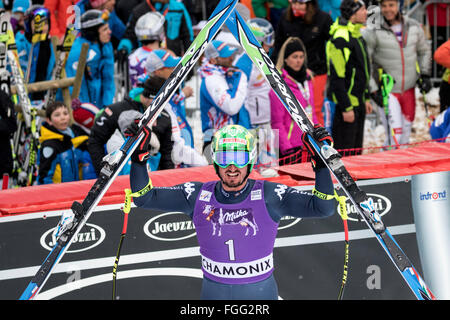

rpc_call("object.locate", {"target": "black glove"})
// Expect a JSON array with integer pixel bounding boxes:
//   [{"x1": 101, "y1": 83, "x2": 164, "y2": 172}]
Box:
[
  {"x1": 417, "y1": 74, "x2": 432, "y2": 93},
  {"x1": 301, "y1": 124, "x2": 334, "y2": 171},
  {"x1": 125, "y1": 119, "x2": 152, "y2": 164},
  {"x1": 115, "y1": 49, "x2": 128, "y2": 68},
  {"x1": 370, "y1": 90, "x2": 384, "y2": 107}
]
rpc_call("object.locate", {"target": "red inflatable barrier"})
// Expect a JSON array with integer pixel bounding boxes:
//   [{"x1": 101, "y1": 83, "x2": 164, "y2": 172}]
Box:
[
  {"x1": 277, "y1": 142, "x2": 450, "y2": 181},
  {"x1": 1, "y1": 142, "x2": 449, "y2": 216}
]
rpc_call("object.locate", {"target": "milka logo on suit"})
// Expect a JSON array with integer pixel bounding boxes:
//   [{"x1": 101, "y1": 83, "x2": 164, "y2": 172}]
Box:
[{"x1": 202, "y1": 205, "x2": 259, "y2": 237}]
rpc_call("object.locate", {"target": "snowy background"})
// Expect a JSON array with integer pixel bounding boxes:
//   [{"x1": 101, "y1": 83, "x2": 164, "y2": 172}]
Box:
[{"x1": 363, "y1": 87, "x2": 441, "y2": 152}]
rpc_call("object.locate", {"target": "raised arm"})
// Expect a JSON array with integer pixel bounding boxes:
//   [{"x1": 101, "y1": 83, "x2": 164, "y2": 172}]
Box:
[
  {"x1": 130, "y1": 162, "x2": 202, "y2": 217},
  {"x1": 264, "y1": 168, "x2": 335, "y2": 222}
]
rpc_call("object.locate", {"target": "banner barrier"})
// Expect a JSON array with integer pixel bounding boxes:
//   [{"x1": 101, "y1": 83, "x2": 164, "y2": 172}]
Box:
[{"x1": 0, "y1": 176, "x2": 428, "y2": 300}]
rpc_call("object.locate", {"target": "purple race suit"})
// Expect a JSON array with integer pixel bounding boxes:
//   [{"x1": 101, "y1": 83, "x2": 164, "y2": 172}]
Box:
[{"x1": 193, "y1": 180, "x2": 278, "y2": 284}]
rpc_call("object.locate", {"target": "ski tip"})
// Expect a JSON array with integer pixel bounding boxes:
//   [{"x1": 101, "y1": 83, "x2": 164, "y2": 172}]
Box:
[{"x1": 19, "y1": 283, "x2": 39, "y2": 300}]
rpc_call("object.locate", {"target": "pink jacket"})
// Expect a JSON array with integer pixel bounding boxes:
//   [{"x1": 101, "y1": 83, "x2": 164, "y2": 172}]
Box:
[{"x1": 270, "y1": 69, "x2": 316, "y2": 154}]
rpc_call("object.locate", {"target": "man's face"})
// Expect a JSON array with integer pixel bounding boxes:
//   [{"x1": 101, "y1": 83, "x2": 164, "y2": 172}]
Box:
[
  {"x1": 217, "y1": 164, "x2": 249, "y2": 191},
  {"x1": 381, "y1": 0, "x2": 399, "y2": 22},
  {"x1": 353, "y1": 5, "x2": 367, "y2": 24},
  {"x1": 47, "y1": 106, "x2": 71, "y2": 131},
  {"x1": 214, "y1": 55, "x2": 235, "y2": 68}
]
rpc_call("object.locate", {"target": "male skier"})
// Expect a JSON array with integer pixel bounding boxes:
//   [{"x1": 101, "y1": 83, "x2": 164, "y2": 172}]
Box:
[{"x1": 127, "y1": 123, "x2": 336, "y2": 299}]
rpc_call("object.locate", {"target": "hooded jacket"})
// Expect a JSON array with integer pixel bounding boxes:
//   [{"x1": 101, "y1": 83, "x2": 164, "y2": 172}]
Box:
[
  {"x1": 38, "y1": 123, "x2": 93, "y2": 184},
  {"x1": 66, "y1": 36, "x2": 115, "y2": 108},
  {"x1": 326, "y1": 18, "x2": 371, "y2": 112}
]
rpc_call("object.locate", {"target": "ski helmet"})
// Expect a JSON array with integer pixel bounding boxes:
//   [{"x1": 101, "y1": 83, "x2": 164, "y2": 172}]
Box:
[
  {"x1": 24, "y1": 5, "x2": 50, "y2": 36},
  {"x1": 211, "y1": 124, "x2": 257, "y2": 174},
  {"x1": 247, "y1": 17, "x2": 274, "y2": 47},
  {"x1": 135, "y1": 12, "x2": 166, "y2": 42},
  {"x1": 80, "y1": 9, "x2": 109, "y2": 42}
]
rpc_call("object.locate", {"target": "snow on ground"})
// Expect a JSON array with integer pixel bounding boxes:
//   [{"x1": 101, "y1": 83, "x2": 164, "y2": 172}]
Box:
[{"x1": 363, "y1": 87, "x2": 441, "y2": 152}]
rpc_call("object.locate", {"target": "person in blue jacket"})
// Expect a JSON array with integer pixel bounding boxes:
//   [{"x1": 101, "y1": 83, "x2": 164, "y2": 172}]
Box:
[
  {"x1": 318, "y1": 0, "x2": 341, "y2": 21},
  {"x1": 38, "y1": 101, "x2": 95, "y2": 184},
  {"x1": 66, "y1": 9, "x2": 115, "y2": 108},
  {"x1": 15, "y1": 5, "x2": 55, "y2": 101},
  {"x1": 75, "y1": 0, "x2": 125, "y2": 43},
  {"x1": 430, "y1": 108, "x2": 450, "y2": 143},
  {"x1": 198, "y1": 40, "x2": 250, "y2": 161}
]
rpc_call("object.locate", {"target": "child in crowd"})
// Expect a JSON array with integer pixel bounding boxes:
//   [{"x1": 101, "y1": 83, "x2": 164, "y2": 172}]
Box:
[{"x1": 38, "y1": 101, "x2": 95, "y2": 184}]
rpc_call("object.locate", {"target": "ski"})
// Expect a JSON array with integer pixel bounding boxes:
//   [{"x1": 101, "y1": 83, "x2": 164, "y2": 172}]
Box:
[
  {"x1": 0, "y1": 24, "x2": 9, "y2": 92},
  {"x1": 44, "y1": 26, "x2": 77, "y2": 106},
  {"x1": 225, "y1": 10, "x2": 435, "y2": 300},
  {"x1": 1, "y1": 10, "x2": 39, "y2": 187},
  {"x1": 19, "y1": 0, "x2": 239, "y2": 300}
]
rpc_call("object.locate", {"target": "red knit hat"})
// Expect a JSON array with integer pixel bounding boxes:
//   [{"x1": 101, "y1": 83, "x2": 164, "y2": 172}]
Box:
[{"x1": 72, "y1": 100, "x2": 100, "y2": 130}]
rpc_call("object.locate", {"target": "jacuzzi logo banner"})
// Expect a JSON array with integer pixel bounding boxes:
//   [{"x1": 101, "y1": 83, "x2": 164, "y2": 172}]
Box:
[
  {"x1": 41, "y1": 223, "x2": 106, "y2": 253},
  {"x1": 340, "y1": 193, "x2": 392, "y2": 222},
  {"x1": 144, "y1": 212, "x2": 301, "y2": 241}
]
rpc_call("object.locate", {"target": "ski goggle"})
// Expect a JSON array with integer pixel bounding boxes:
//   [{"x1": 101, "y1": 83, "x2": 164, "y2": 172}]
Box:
[{"x1": 213, "y1": 150, "x2": 251, "y2": 168}]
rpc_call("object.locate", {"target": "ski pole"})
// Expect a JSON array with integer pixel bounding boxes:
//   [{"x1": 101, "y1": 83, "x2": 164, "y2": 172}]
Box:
[
  {"x1": 380, "y1": 72, "x2": 399, "y2": 146},
  {"x1": 416, "y1": 62, "x2": 433, "y2": 127}
]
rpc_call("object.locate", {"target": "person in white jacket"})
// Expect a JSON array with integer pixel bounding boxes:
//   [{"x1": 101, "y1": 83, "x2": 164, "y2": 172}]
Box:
[
  {"x1": 362, "y1": 0, "x2": 431, "y2": 144},
  {"x1": 198, "y1": 40, "x2": 250, "y2": 162}
]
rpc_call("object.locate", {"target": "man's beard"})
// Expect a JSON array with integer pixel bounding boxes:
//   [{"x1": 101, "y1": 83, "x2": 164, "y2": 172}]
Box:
[
  {"x1": 219, "y1": 166, "x2": 249, "y2": 189},
  {"x1": 222, "y1": 178, "x2": 244, "y2": 188}
]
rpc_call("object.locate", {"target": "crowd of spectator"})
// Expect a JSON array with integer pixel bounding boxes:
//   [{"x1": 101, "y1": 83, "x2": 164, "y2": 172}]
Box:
[{"x1": 0, "y1": 0, "x2": 448, "y2": 188}]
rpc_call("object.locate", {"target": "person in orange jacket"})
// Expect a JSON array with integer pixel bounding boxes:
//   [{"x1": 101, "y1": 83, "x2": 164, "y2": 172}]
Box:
[
  {"x1": 44, "y1": 0, "x2": 76, "y2": 39},
  {"x1": 434, "y1": 39, "x2": 450, "y2": 112}
]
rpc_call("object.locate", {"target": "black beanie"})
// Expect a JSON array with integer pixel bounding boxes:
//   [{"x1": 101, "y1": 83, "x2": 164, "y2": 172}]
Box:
[
  {"x1": 142, "y1": 75, "x2": 166, "y2": 98},
  {"x1": 284, "y1": 39, "x2": 305, "y2": 60},
  {"x1": 340, "y1": 0, "x2": 365, "y2": 20}
]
